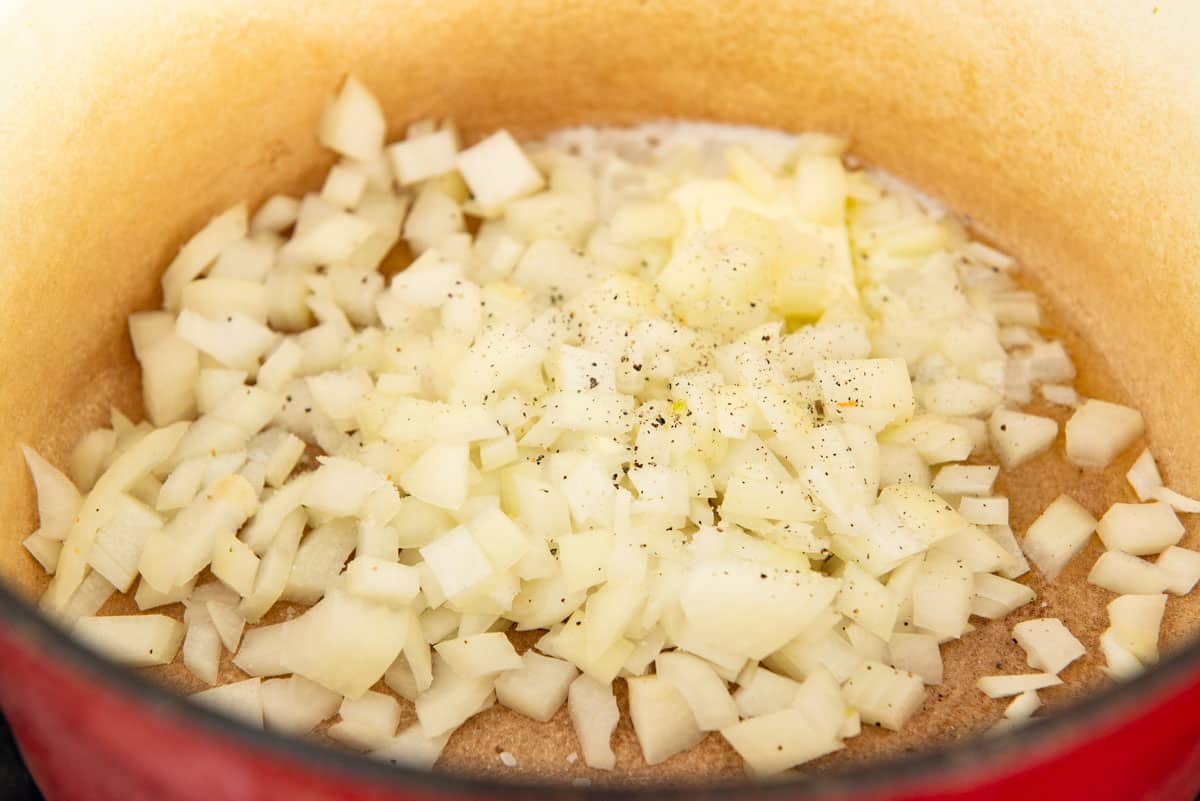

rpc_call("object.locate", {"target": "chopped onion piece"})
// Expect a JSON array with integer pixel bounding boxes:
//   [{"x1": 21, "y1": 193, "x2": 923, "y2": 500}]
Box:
[
  {"x1": 1153, "y1": 485, "x2": 1200, "y2": 514},
  {"x1": 328, "y1": 691, "x2": 402, "y2": 751},
  {"x1": 318, "y1": 76, "x2": 386, "y2": 162},
  {"x1": 388, "y1": 130, "x2": 458, "y2": 186},
  {"x1": 191, "y1": 677, "x2": 263, "y2": 729},
  {"x1": 1003, "y1": 690, "x2": 1042, "y2": 721},
  {"x1": 434, "y1": 632, "x2": 523, "y2": 678},
  {"x1": 626, "y1": 676, "x2": 704, "y2": 766},
  {"x1": 1106, "y1": 594, "x2": 1166, "y2": 663},
  {"x1": 959, "y1": 496, "x2": 1009, "y2": 526},
  {"x1": 886, "y1": 633, "x2": 943, "y2": 685},
  {"x1": 1065, "y1": 400, "x2": 1145, "y2": 469},
  {"x1": 842, "y1": 661, "x2": 925, "y2": 730},
  {"x1": 369, "y1": 725, "x2": 453, "y2": 770},
  {"x1": 415, "y1": 655, "x2": 496, "y2": 738},
  {"x1": 970, "y1": 573, "x2": 1036, "y2": 620},
  {"x1": 655, "y1": 650, "x2": 739, "y2": 731},
  {"x1": 1012, "y1": 618, "x2": 1085, "y2": 674},
  {"x1": 74, "y1": 614, "x2": 183, "y2": 668},
  {"x1": 1096, "y1": 501, "x2": 1184, "y2": 556},
  {"x1": 182, "y1": 618, "x2": 221, "y2": 685},
  {"x1": 1155, "y1": 546, "x2": 1200, "y2": 595},
  {"x1": 232, "y1": 622, "x2": 290, "y2": 678},
  {"x1": 1022, "y1": 495, "x2": 1097, "y2": 580},
  {"x1": 495, "y1": 651, "x2": 578, "y2": 722},
  {"x1": 282, "y1": 590, "x2": 409, "y2": 698},
  {"x1": 720, "y1": 708, "x2": 842, "y2": 776},
  {"x1": 161, "y1": 205, "x2": 248, "y2": 310},
  {"x1": 567, "y1": 674, "x2": 619, "y2": 770},
  {"x1": 988, "y1": 408, "x2": 1058, "y2": 470},
  {"x1": 1100, "y1": 629, "x2": 1144, "y2": 679},
  {"x1": 1126, "y1": 449, "x2": 1163, "y2": 502},
  {"x1": 976, "y1": 672, "x2": 1061, "y2": 699},
  {"x1": 733, "y1": 667, "x2": 802, "y2": 719},
  {"x1": 22, "y1": 446, "x2": 82, "y2": 542},
  {"x1": 456, "y1": 131, "x2": 544, "y2": 213},
  {"x1": 1040, "y1": 384, "x2": 1078, "y2": 407},
  {"x1": 931, "y1": 465, "x2": 999, "y2": 497},
  {"x1": 261, "y1": 675, "x2": 343, "y2": 736},
  {"x1": 1087, "y1": 551, "x2": 1171, "y2": 595},
  {"x1": 344, "y1": 557, "x2": 421, "y2": 606}
]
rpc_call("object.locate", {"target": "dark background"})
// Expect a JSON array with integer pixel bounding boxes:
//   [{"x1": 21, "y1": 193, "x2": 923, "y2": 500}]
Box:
[{"x1": 0, "y1": 715, "x2": 41, "y2": 801}]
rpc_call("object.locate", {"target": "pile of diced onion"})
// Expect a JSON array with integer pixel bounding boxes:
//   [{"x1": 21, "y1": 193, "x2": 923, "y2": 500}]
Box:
[{"x1": 19, "y1": 76, "x2": 1200, "y2": 777}]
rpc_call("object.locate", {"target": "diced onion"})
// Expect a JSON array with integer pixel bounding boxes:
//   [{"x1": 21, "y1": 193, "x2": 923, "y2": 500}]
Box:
[{"x1": 21, "y1": 76, "x2": 1187, "y2": 777}]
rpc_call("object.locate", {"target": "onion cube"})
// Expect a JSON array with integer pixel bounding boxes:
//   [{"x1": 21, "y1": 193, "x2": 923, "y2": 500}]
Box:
[
  {"x1": 626, "y1": 675, "x2": 703, "y2": 766},
  {"x1": 233, "y1": 622, "x2": 290, "y2": 678},
  {"x1": 282, "y1": 590, "x2": 409, "y2": 699},
  {"x1": 344, "y1": 556, "x2": 421, "y2": 606},
  {"x1": 368, "y1": 725, "x2": 452, "y2": 770},
  {"x1": 191, "y1": 677, "x2": 263, "y2": 728},
  {"x1": 182, "y1": 619, "x2": 221, "y2": 685},
  {"x1": 842, "y1": 660, "x2": 925, "y2": 730},
  {"x1": 318, "y1": 76, "x2": 386, "y2": 162},
  {"x1": 988, "y1": 408, "x2": 1058, "y2": 469},
  {"x1": 913, "y1": 550, "x2": 972, "y2": 638},
  {"x1": 1100, "y1": 629, "x2": 1144, "y2": 679},
  {"x1": 415, "y1": 655, "x2": 496, "y2": 738},
  {"x1": 567, "y1": 674, "x2": 619, "y2": 770},
  {"x1": 887, "y1": 633, "x2": 943, "y2": 685},
  {"x1": 161, "y1": 205, "x2": 248, "y2": 310},
  {"x1": 495, "y1": 650, "x2": 578, "y2": 722},
  {"x1": 655, "y1": 651, "x2": 739, "y2": 731},
  {"x1": 434, "y1": 632, "x2": 523, "y2": 678},
  {"x1": 1106, "y1": 594, "x2": 1166, "y2": 663},
  {"x1": 1003, "y1": 690, "x2": 1042, "y2": 721},
  {"x1": 419, "y1": 526, "x2": 494, "y2": 599},
  {"x1": 328, "y1": 691, "x2": 402, "y2": 751},
  {"x1": 261, "y1": 675, "x2": 341, "y2": 736},
  {"x1": 1155, "y1": 546, "x2": 1200, "y2": 595},
  {"x1": 1087, "y1": 551, "x2": 1171, "y2": 595},
  {"x1": 813, "y1": 358, "x2": 915, "y2": 429},
  {"x1": 74, "y1": 614, "x2": 184, "y2": 668},
  {"x1": 1012, "y1": 618, "x2": 1085, "y2": 674},
  {"x1": 720, "y1": 708, "x2": 842, "y2": 776},
  {"x1": 456, "y1": 131, "x2": 544, "y2": 213},
  {"x1": 733, "y1": 667, "x2": 801, "y2": 718},
  {"x1": 389, "y1": 129, "x2": 458, "y2": 186},
  {"x1": 400, "y1": 442, "x2": 470, "y2": 511},
  {"x1": 1022, "y1": 495, "x2": 1097, "y2": 580},
  {"x1": 959, "y1": 496, "x2": 1009, "y2": 526},
  {"x1": 1096, "y1": 501, "x2": 1184, "y2": 556},
  {"x1": 211, "y1": 529, "x2": 260, "y2": 597},
  {"x1": 1065, "y1": 399, "x2": 1145, "y2": 469},
  {"x1": 680, "y1": 560, "x2": 840, "y2": 661}
]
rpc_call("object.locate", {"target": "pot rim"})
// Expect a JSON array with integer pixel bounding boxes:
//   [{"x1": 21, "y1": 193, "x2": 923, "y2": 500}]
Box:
[{"x1": 0, "y1": 577, "x2": 1196, "y2": 798}]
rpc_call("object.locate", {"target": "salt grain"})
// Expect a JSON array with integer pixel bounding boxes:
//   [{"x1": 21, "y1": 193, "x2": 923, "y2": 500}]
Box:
[
  {"x1": 499, "y1": 751, "x2": 518, "y2": 768},
  {"x1": 566, "y1": 752, "x2": 578, "y2": 764}
]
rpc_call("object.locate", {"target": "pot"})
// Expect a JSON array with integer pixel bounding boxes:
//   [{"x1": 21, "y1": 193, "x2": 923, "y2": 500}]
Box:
[{"x1": 2, "y1": 1, "x2": 1200, "y2": 799}]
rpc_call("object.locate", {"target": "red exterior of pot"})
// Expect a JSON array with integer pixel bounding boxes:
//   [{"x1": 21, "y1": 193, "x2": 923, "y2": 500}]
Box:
[{"x1": 0, "y1": 622, "x2": 1198, "y2": 801}]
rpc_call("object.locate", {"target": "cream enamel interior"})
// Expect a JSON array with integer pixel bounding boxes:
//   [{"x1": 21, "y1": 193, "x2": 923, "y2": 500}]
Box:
[{"x1": 2, "y1": 0, "x2": 1200, "y2": 783}]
